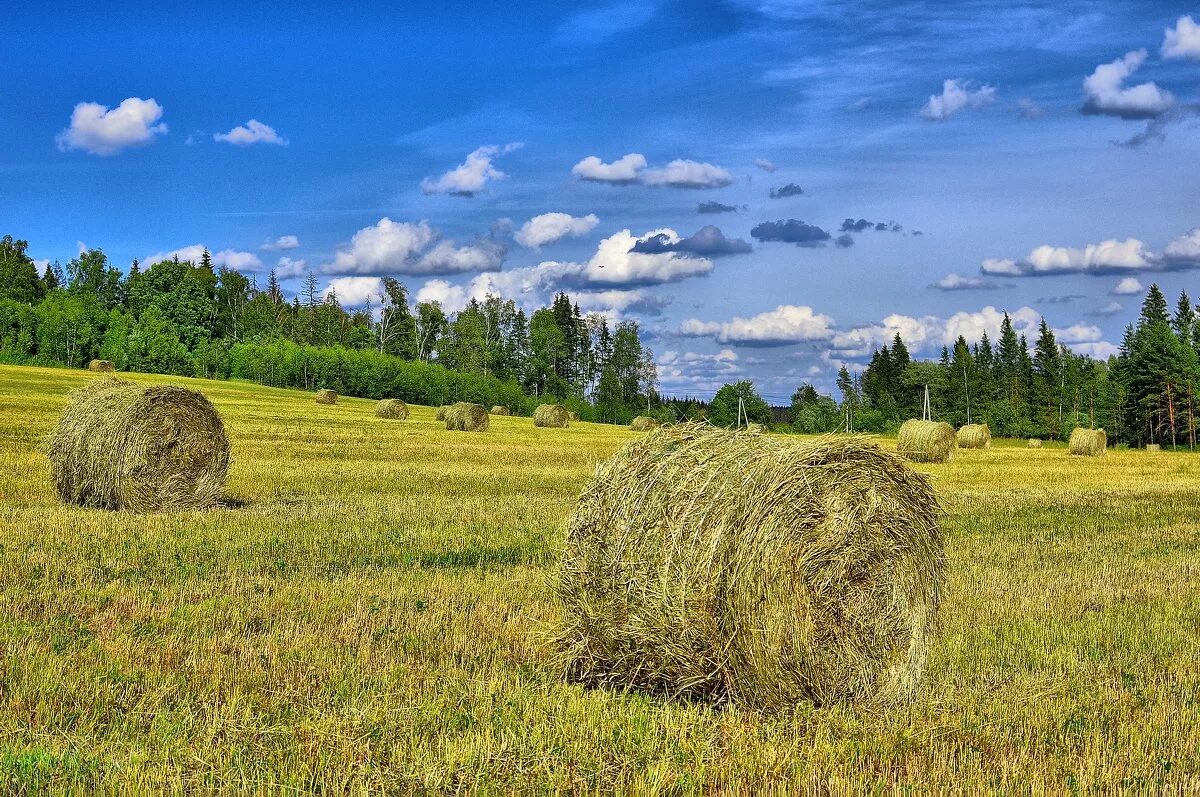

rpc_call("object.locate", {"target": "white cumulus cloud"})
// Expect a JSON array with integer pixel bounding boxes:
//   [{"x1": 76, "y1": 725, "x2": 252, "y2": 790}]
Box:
[
  {"x1": 1111, "y1": 277, "x2": 1144, "y2": 295},
  {"x1": 1163, "y1": 15, "x2": 1200, "y2": 60},
  {"x1": 275, "y1": 257, "x2": 307, "y2": 280},
  {"x1": 571, "y1": 153, "x2": 733, "y2": 188},
  {"x1": 327, "y1": 218, "x2": 504, "y2": 276},
  {"x1": 680, "y1": 305, "x2": 834, "y2": 346},
  {"x1": 143, "y1": 244, "x2": 262, "y2": 271},
  {"x1": 324, "y1": 276, "x2": 383, "y2": 307},
  {"x1": 571, "y1": 153, "x2": 648, "y2": 184},
  {"x1": 1082, "y1": 50, "x2": 1175, "y2": 119},
  {"x1": 214, "y1": 119, "x2": 287, "y2": 146},
  {"x1": 982, "y1": 238, "x2": 1155, "y2": 276},
  {"x1": 261, "y1": 235, "x2": 300, "y2": 251},
  {"x1": 921, "y1": 79, "x2": 996, "y2": 121},
  {"x1": 421, "y1": 143, "x2": 522, "y2": 197},
  {"x1": 415, "y1": 279, "x2": 469, "y2": 314},
  {"x1": 1165, "y1": 229, "x2": 1200, "y2": 264},
  {"x1": 56, "y1": 97, "x2": 167, "y2": 155},
  {"x1": 515, "y1": 212, "x2": 600, "y2": 248}
]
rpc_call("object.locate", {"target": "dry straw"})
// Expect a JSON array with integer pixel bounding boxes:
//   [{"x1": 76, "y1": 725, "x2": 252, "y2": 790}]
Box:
[
  {"x1": 435, "y1": 405, "x2": 449, "y2": 421},
  {"x1": 46, "y1": 377, "x2": 230, "y2": 512},
  {"x1": 557, "y1": 423, "x2": 946, "y2": 710},
  {"x1": 897, "y1": 419, "x2": 955, "y2": 463},
  {"x1": 1028, "y1": 438, "x2": 1043, "y2": 448},
  {"x1": 375, "y1": 398, "x2": 409, "y2": 420},
  {"x1": 629, "y1": 416, "x2": 659, "y2": 431},
  {"x1": 956, "y1": 423, "x2": 991, "y2": 449},
  {"x1": 315, "y1": 389, "x2": 338, "y2": 405},
  {"x1": 1069, "y1": 428, "x2": 1106, "y2": 457},
  {"x1": 87, "y1": 359, "x2": 114, "y2": 372},
  {"x1": 1146, "y1": 443, "x2": 1161, "y2": 452},
  {"x1": 534, "y1": 404, "x2": 572, "y2": 428},
  {"x1": 444, "y1": 401, "x2": 489, "y2": 432},
  {"x1": 490, "y1": 406, "x2": 511, "y2": 416}
]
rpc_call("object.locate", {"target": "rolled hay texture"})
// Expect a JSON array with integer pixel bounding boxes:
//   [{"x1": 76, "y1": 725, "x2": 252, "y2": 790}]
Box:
[
  {"x1": 47, "y1": 377, "x2": 230, "y2": 512},
  {"x1": 534, "y1": 404, "x2": 572, "y2": 428},
  {"x1": 897, "y1": 419, "x2": 956, "y2": 463},
  {"x1": 1028, "y1": 438, "x2": 1043, "y2": 448},
  {"x1": 629, "y1": 416, "x2": 659, "y2": 431},
  {"x1": 315, "y1": 389, "x2": 338, "y2": 405},
  {"x1": 435, "y1": 405, "x2": 449, "y2": 421},
  {"x1": 87, "y1": 359, "x2": 114, "y2": 372},
  {"x1": 568, "y1": 410, "x2": 579, "y2": 422},
  {"x1": 1069, "y1": 428, "x2": 1107, "y2": 457},
  {"x1": 445, "y1": 401, "x2": 489, "y2": 432},
  {"x1": 375, "y1": 398, "x2": 409, "y2": 420},
  {"x1": 557, "y1": 424, "x2": 946, "y2": 710},
  {"x1": 1146, "y1": 443, "x2": 1162, "y2": 452},
  {"x1": 956, "y1": 424, "x2": 991, "y2": 450},
  {"x1": 490, "y1": 406, "x2": 511, "y2": 416}
]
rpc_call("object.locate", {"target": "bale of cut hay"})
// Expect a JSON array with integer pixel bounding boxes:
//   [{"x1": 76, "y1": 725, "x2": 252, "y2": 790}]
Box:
[
  {"x1": 1069, "y1": 427, "x2": 1106, "y2": 457},
  {"x1": 46, "y1": 377, "x2": 230, "y2": 512},
  {"x1": 534, "y1": 404, "x2": 572, "y2": 428},
  {"x1": 558, "y1": 424, "x2": 946, "y2": 710},
  {"x1": 315, "y1": 389, "x2": 338, "y2": 405},
  {"x1": 1027, "y1": 438, "x2": 1043, "y2": 448},
  {"x1": 956, "y1": 423, "x2": 991, "y2": 449},
  {"x1": 375, "y1": 398, "x2": 409, "y2": 420},
  {"x1": 435, "y1": 405, "x2": 448, "y2": 421},
  {"x1": 897, "y1": 419, "x2": 955, "y2": 463},
  {"x1": 444, "y1": 401, "x2": 489, "y2": 432},
  {"x1": 490, "y1": 406, "x2": 511, "y2": 416},
  {"x1": 1146, "y1": 443, "x2": 1161, "y2": 452},
  {"x1": 630, "y1": 416, "x2": 659, "y2": 431},
  {"x1": 568, "y1": 410, "x2": 579, "y2": 422},
  {"x1": 87, "y1": 359, "x2": 114, "y2": 372}
]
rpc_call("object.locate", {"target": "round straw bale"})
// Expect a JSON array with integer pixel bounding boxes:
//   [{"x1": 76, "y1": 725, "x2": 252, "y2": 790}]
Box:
[
  {"x1": 490, "y1": 405, "x2": 511, "y2": 416},
  {"x1": 445, "y1": 401, "x2": 489, "y2": 432},
  {"x1": 435, "y1": 405, "x2": 448, "y2": 421},
  {"x1": 629, "y1": 416, "x2": 659, "y2": 431},
  {"x1": 1027, "y1": 438, "x2": 1042, "y2": 448},
  {"x1": 1069, "y1": 427, "x2": 1106, "y2": 457},
  {"x1": 557, "y1": 424, "x2": 946, "y2": 709},
  {"x1": 956, "y1": 423, "x2": 991, "y2": 449},
  {"x1": 315, "y1": 389, "x2": 338, "y2": 405},
  {"x1": 46, "y1": 377, "x2": 230, "y2": 512},
  {"x1": 375, "y1": 398, "x2": 409, "y2": 420},
  {"x1": 1146, "y1": 443, "x2": 1161, "y2": 452},
  {"x1": 897, "y1": 419, "x2": 955, "y2": 463},
  {"x1": 87, "y1": 359, "x2": 114, "y2": 372},
  {"x1": 534, "y1": 403, "x2": 572, "y2": 428}
]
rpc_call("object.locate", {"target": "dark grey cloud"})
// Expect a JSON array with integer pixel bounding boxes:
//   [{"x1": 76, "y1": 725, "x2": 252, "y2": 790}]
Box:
[
  {"x1": 1038, "y1": 294, "x2": 1087, "y2": 304},
  {"x1": 1118, "y1": 104, "x2": 1200, "y2": 148},
  {"x1": 630, "y1": 225, "x2": 752, "y2": 257},
  {"x1": 769, "y1": 183, "x2": 804, "y2": 199},
  {"x1": 697, "y1": 201, "x2": 742, "y2": 214},
  {"x1": 840, "y1": 218, "x2": 903, "y2": 234},
  {"x1": 835, "y1": 233, "x2": 854, "y2": 248},
  {"x1": 750, "y1": 219, "x2": 831, "y2": 247}
]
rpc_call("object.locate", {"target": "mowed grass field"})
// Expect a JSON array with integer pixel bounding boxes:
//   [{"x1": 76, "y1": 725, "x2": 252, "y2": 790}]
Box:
[{"x1": 1, "y1": 363, "x2": 1199, "y2": 793}]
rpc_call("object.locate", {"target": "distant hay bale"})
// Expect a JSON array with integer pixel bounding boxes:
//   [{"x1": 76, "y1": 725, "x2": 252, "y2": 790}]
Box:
[
  {"x1": 46, "y1": 377, "x2": 230, "y2": 512},
  {"x1": 435, "y1": 405, "x2": 448, "y2": 421},
  {"x1": 630, "y1": 416, "x2": 659, "y2": 431},
  {"x1": 1069, "y1": 428, "x2": 1106, "y2": 457},
  {"x1": 568, "y1": 410, "x2": 579, "y2": 422},
  {"x1": 1146, "y1": 443, "x2": 1161, "y2": 452},
  {"x1": 490, "y1": 406, "x2": 511, "y2": 416},
  {"x1": 315, "y1": 389, "x2": 338, "y2": 405},
  {"x1": 87, "y1": 359, "x2": 114, "y2": 372},
  {"x1": 1027, "y1": 438, "x2": 1043, "y2": 448},
  {"x1": 375, "y1": 398, "x2": 409, "y2": 420},
  {"x1": 445, "y1": 401, "x2": 489, "y2": 432},
  {"x1": 557, "y1": 424, "x2": 946, "y2": 710},
  {"x1": 956, "y1": 424, "x2": 991, "y2": 449},
  {"x1": 897, "y1": 419, "x2": 955, "y2": 463},
  {"x1": 534, "y1": 404, "x2": 572, "y2": 428}
]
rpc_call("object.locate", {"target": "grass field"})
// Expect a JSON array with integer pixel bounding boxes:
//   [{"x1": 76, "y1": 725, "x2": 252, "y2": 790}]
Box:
[{"x1": 1, "y1": 363, "x2": 1199, "y2": 793}]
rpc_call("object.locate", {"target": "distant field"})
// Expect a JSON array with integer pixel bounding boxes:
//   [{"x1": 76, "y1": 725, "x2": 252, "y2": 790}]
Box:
[{"x1": 1, "y1": 363, "x2": 1198, "y2": 792}]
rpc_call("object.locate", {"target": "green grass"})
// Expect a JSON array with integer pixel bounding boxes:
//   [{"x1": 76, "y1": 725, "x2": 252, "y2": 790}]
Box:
[{"x1": 1, "y1": 363, "x2": 1199, "y2": 793}]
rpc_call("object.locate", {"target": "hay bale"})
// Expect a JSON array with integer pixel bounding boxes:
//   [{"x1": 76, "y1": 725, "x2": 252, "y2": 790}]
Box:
[
  {"x1": 630, "y1": 416, "x2": 659, "y2": 431},
  {"x1": 1069, "y1": 427, "x2": 1106, "y2": 457},
  {"x1": 897, "y1": 419, "x2": 955, "y2": 463},
  {"x1": 534, "y1": 404, "x2": 572, "y2": 428},
  {"x1": 375, "y1": 398, "x2": 409, "y2": 420},
  {"x1": 956, "y1": 424, "x2": 991, "y2": 449},
  {"x1": 1146, "y1": 443, "x2": 1161, "y2": 452},
  {"x1": 87, "y1": 359, "x2": 114, "y2": 372},
  {"x1": 445, "y1": 401, "x2": 489, "y2": 432},
  {"x1": 557, "y1": 424, "x2": 945, "y2": 709},
  {"x1": 46, "y1": 377, "x2": 229, "y2": 512},
  {"x1": 490, "y1": 406, "x2": 511, "y2": 416},
  {"x1": 315, "y1": 389, "x2": 338, "y2": 405},
  {"x1": 435, "y1": 405, "x2": 449, "y2": 421},
  {"x1": 568, "y1": 410, "x2": 579, "y2": 422},
  {"x1": 1027, "y1": 438, "x2": 1043, "y2": 448}
]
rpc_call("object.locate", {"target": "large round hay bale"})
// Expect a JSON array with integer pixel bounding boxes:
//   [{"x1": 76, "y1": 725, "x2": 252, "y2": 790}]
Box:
[
  {"x1": 445, "y1": 401, "x2": 489, "y2": 432},
  {"x1": 897, "y1": 419, "x2": 955, "y2": 463},
  {"x1": 956, "y1": 423, "x2": 991, "y2": 449},
  {"x1": 87, "y1": 359, "x2": 114, "y2": 373},
  {"x1": 1069, "y1": 428, "x2": 1106, "y2": 457},
  {"x1": 1027, "y1": 438, "x2": 1043, "y2": 448},
  {"x1": 46, "y1": 377, "x2": 230, "y2": 512},
  {"x1": 490, "y1": 405, "x2": 511, "y2": 416},
  {"x1": 315, "y1": 389, "x2": 338, "y2": 405},
  {"x1": 629, "y1": 416, "x2": 659, "y2": 431},
  {"x1": 534, "y1": 403, "x2": 572, "y2": 428},
  {"x1": 557, "y1": 424, "x2": 946, "y2": 710},
  {"x1": 375, "y1": 398, "x2": 409, "y2": 420}
]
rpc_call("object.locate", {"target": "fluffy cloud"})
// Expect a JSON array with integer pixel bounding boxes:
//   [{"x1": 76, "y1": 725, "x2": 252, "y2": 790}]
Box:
[
  {"x1": 1165, "y1": 229, "x2": 1200, "y2": 264},
  {"x1": 750, "y1": 219, "x2": 831, "y2": 247},
  {"x1": 832, "y1": 306, "x2": 1041, "y2": 357},
  {"x1": 415, "y1": 279, "x2": 469, "y2": 314},
  {"x1": 1111, "y1": 277, "x2": 1144, "y2": 295},
  {"x1": 214, "y1": 119, "x2": 287, "y2": 146},
  {"x1": 629, "y1": 225, "x2": 751, "y2": 257},
  {"x1": 754, "y1": 158, "x2": 776, "y2": 172},
  {"x1": 680, "y1": 305, "x2": 834, "y2": 346},
  {"x1": 324, "y1": 276, "x2": 383, "y2": 307},
  {"x1": 514, "y1": 212, "x2": 600, "y2": 249},
  {"x1": 1094, "y1": 300, "x2": 1124, "y2": 316},
  {"x1": 930, "y1": 273, "x2": 1006, "y2": 291},
  {"x1": 275, "y1": 256, "x2": 307, "y2": 280},
  {"x1": 421, "y1": 143, "x2": 521, "y2": 197},
  {"x1": 574, "y1": 288, "x2": 671, "y2": 318},
  {"x1": 56, "y1": 97, "x2": 167, "y2": 155},
  {"x1": 327, "y1": 218, "x2": 504, "y2": 276},
  {"x1": 657, "y1": 348, "x2": 742, "y2": 392},
  {"x1": 1082, "y1": 50, "x2": 1175, "y2": 120},
  {"x1": 1053, "y1": 323, "x2": 1103, "y2": 344},
  {"x1": 571, "y1": 153, "x2": 733, "y2": 188},
  {"x1": 769, "y1": 183, "x2": 804, "y2": 199},
  {"x1": 261, "y1": 235, "x2": 300, "y2": 251},
  {"x1": 571, "y1": 153, "x2": 647, "y2": 184},
  {"x1": 1069, "y1": 341, "x2": 1120, "y2": 359},
  {"x1": 580, "y1": 228, "x2": 714, "y2": 285},
  {"x1": 920, "y1": 79, "x2": 996, "y2": 121},
  {"x1": 1163, "y1": 15, "x2": 1200, "y2": 60},
  {"x1": 982, "y1": 238, "x2": 1155, "y2": 277},
  {"x1": 143, "y1": 245, "x2": 262, "y2": 271},
  {"x1": 697, "y1": 201, "x2": 741, "y2": 214}
]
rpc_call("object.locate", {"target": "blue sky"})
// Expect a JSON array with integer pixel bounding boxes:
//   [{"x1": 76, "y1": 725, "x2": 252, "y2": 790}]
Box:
[{"x1": 3, "y1": 1, "x2": 1199, "y2": 400}]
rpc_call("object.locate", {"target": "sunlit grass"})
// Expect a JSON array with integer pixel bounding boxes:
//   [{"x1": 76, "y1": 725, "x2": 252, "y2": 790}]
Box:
[{"x1": 1, "y1": 364, "x2": 1198, "y2": 792}]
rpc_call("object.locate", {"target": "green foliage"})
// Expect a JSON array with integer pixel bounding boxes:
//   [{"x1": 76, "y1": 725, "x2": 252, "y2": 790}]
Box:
[{"x1": 709, "y1": 381, "x2": 772, "y2": 428}]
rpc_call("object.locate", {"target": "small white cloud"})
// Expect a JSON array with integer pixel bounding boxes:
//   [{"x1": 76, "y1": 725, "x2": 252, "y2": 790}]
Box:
[
  {"x1": 143, "y1": 244, "x2": 263, "y2": 271},
  {"x1": 571, "y1": 153, "x2": 647, "y2": 184},
  {"x1": 931, "y1": 273, "x2": 1005, "y2": 290},
  {"x1": 421, "y1": 143, "x2": 522, "y2": 197},
  {"x1": 1111, "y1": 277, "x2": 1144, "y2": 295},
  {"x1": 1053, "y1": 322, "x2": 1103, "y2": 344},
  {"x1": 754, "y1": 158, "x2": 777, "y2": 172},
  {"x1": 1069, "y1": 341, "x2": 1120, "y2": 359},
  {"x1": 515, "y1": 212, "x2": 600, "y2": 248},
  {"x1": 326, "y1": 218, "x2": 504, "y2": 276},
  {"x1": 680, "y1": 305, "x2": 834, "y2": 346},
  {"x1": 921, "y1": 79, "x2": 996, "y2": 121},
  {"x1": 571, "y1": 153, "x2": 733, "y2": 188},
  {"x1": 581, "y1": 228, "x2": 714, "y2": 285},
  {"x1": 324, "y1": 276, "x2": 383, "y2": 307},
  {"x1": 275, "y1": 256, "x2": 307, "y2": 280},
  {"x1": 1082, "y1": 50, "x2": 1175, "y2": 119},
  {"x1": 1165, "y1": 229, "x2": 1200, "y2": 263},
  {"x1": 214, "y1": 119, "x2": 287, "y2": 146},
  {"x1": 983, "y1": 239, "x2": 1155, "y2": 277},
  {"x1": 261, "y1": 234, "x2": 300, "y2": 251},
  {"x1": 415, "y1": 279, "x2": 469, "y2": 314},
  {"x1": 56, "y1": 97, "x2": 167, "y2": 156},
  {"x1": 1095, "y1": 300, "x2": 1124, "y2": 316},
  {"x1": 1163, "y1": 15, "x2": 1200, "y2": 60}
]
